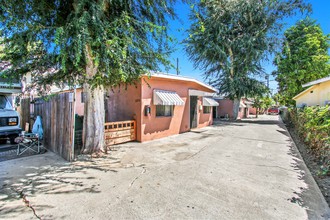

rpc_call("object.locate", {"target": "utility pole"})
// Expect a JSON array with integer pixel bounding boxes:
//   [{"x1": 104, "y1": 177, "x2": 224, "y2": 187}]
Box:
[
  {"x1": 176, "y1": 58, "x2": 180, "y2": 75},
  {"x1": 265, "y1": 74, "x2": 269, "y2": 89}
]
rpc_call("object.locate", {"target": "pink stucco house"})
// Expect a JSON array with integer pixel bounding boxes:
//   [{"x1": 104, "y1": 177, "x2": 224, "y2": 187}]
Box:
[
  {"x1": 44, "y1": 73, "x2": 218, "y2": 143},
  {"x1": 105, "y1": 73, "x2": 218, "y2": 142},
  {"x1": 214, "y1": 97, "x2": 255, "y2": 119},
  {"x1": 25, "y1": 73, "x2": 218, "y2": 144}
]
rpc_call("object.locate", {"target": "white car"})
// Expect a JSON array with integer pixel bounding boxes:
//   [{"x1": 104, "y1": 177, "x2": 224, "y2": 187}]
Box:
[{"x1": 0, "y1": 95, "x2": 21, "y2": 144}]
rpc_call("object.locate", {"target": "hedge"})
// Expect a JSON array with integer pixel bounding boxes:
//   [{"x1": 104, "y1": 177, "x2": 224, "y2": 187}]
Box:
[{"x1": 289, "y1": 106, "x2": 330, "y2": 176}]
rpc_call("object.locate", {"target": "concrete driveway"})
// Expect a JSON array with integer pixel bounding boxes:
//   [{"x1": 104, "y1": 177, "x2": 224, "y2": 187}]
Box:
[{"x1": 1, "y1": 115, "x2": 329, "y2": 219}]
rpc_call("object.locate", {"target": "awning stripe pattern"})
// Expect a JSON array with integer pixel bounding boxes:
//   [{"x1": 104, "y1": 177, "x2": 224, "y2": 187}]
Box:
[
  {"x1": 153, "y1": 90, "x2": 185, "y2": 106},
  {"x1": 203, "y1": 97, "x2": 219, "y2": 106},
  {"x1": 244, "y1": 100, "x2": 254, "y2": 107},
  {"x1": 240, "y1": 102, "x2": 246, "y2": 108}
]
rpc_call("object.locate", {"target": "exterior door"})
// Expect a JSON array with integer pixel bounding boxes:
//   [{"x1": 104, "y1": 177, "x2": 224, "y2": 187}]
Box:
[
  {"x1": 190, "y1": 96, "x2": 198, "y2": 129},
  {"x1": 244, "y1": 108, "x2": 248, "y2": 118},
  {"x1": 212, "y1": 106, "x2": 217, "y2": 119}
]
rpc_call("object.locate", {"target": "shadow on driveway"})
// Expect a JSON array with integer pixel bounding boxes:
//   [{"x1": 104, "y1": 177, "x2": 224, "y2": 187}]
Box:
[
  {"x1": 286, "y1": 139, "x2": 330, "y2": 219},
  {"x1": 0, "y1": 152, "x2": 123, "y2": 219}
]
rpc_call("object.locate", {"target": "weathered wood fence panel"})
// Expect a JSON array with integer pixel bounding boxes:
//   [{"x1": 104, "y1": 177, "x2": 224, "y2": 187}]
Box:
[
  {"x1": 31, "y1": 93, "x2": 74, "y2": 161},
  {"x1": 18, "y1": 98, "x2": 30, "y2": 131},
  {"x1": 104, "y1": 120, "x2": 136, "y2": 146}
]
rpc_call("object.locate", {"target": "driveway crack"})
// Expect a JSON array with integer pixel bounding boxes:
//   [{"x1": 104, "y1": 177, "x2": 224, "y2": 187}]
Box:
[
  {"x1": 129, "y1": 167, "x2": 146, "y2": 188},
  {"x1": 186, "y1": 145, "x2": 208, "y2": 160},
  {"x1": 10, "y1": 187, "x2": 41, "y2": 220},
  {"x1": 20, "y1": 191, "x2": 41, "y2": 220}
]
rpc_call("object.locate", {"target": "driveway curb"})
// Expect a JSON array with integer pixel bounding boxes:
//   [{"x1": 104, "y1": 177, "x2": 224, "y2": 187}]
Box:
[{"x1": 279, "y1": 116, "x2": 330, "y2": 219}]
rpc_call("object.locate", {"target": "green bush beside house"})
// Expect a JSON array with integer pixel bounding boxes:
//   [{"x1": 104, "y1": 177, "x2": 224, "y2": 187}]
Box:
[{"x1": 288, "y1": 106, "x2": 330, "y2": 176}]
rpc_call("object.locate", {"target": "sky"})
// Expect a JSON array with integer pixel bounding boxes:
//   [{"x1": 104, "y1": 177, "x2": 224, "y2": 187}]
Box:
[{"x1": 162, "y1": 0, "x2": 330, "y2": 94}]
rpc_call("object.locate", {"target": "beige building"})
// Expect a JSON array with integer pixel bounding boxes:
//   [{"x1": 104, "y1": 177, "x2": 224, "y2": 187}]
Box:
[{"x1": 293, "y1": 76, "x2": 330, "y2": 107}]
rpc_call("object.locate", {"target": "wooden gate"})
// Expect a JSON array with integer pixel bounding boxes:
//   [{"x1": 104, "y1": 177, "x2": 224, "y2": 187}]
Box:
[
  {"x1": 104, "y1": 120, "x2": 136, "y2": 146},
  {"x1": 35, "y1": 93, "x2": 74, "y2": 161}
]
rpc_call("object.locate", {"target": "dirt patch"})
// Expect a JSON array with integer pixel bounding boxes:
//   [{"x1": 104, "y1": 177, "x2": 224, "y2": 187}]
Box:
[{"x1": 286, "y1": 123, "x2": 330, "y2": 206}]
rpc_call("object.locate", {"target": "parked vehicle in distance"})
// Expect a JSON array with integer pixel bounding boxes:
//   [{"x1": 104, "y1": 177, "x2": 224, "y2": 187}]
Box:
[
  {"x1": 0, "y1": 95, "x2": 21, "y2": 144},
  {"x1": 268, "y1": 107, "x2": 279, "y2": 115}
]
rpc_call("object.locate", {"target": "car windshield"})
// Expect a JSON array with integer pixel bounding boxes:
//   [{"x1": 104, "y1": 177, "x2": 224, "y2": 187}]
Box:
[{"x1": 0, "y1": 95, "x2": 12, "y2": 109}]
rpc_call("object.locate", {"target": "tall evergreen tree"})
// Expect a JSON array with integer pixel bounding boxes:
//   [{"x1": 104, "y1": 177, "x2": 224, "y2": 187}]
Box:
[
  {"x1": 185, "y1": 0, "x2": 309, "y2": 119},
  {"x1": 0, "y1": 0, "x2": 176, "y2": 154},
  {"x1": 273, "y1": 18, "x2": 330, "y2": 106}
]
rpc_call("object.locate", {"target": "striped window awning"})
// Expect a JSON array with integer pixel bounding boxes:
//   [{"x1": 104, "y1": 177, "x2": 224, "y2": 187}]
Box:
[
  {"x1": 203, "y1": 97, "x2": 219, "y2": 106},
  {"x1": 244, "y1": 100, "x2": 254, "y2": 107},
  {"x1": 153, "y1": 90, "x2": 185, "y2": 106},
  {"x1": 240, "y1": 102, "x2": 247, "y2": 108}
]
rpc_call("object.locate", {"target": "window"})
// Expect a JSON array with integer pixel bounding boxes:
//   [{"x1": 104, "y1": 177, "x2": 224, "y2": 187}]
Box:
[
  {"x1": 81, "y1": 92, "x2": 86, "y2": 103},
  {"x1": 156, "y1": 105, "x2": 173, "y2": 117},
  {"x1": 203, "y1": 106, "x2": 211, "y2": 114},
  {"x1": 0, "y1": 95, "x2": 11, "y2": 109}
]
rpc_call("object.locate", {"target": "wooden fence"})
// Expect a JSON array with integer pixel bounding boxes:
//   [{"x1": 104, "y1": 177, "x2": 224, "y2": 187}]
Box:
[
  {"x1": 19, "y1": 98, "x2": 30, "y2": 131},
  {"x1": 19, "y1": 93, "x2": 76, "y2": 161},
  {"x1": 104, "y1": 120, "x2": 136, "y2": 147},
  {"x1": 35, "y1": 93, "x2": 74, "y2": 161},
  {"x1": 18, "y1": 94, "x2": 136, "y2": 160}
]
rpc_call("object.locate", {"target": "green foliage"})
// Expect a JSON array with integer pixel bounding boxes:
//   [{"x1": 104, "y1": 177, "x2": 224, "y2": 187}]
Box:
[
  {"x1": 253, "y1": 95, "x2": 274, "y2": 111},
  {"x1": 273, "y1": 92, "x2": 285, "y2": 106},
  {"x1": 273, "y1": 18, "x2": 330, "y2": 106},
  {"x1": 289, "y1": 106, "x2": 330, "y2": 176},
  {"x1": 0, "y1": 0, "x2": 176, "y2": 89},
  {"x1": 186, "y1": 0, "x2": 309, "y2": 101}
]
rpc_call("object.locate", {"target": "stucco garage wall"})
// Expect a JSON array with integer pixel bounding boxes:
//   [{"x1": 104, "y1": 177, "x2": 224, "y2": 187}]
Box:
[
  {"x1": 216, "y1": 99, "x2": 245, "y2": 119},
  {"x1": 74, "y1": 89, "x2": 85, "y2": 116},
  {"x1": 105, "y1": 84, "x2": 142, "y2": 140},
  {"x1": 216, "y1": 99, "x2": 234, "y2": 118},
  {"x1": 249, "y1": 107, "x2": 257, "y2": 115}
]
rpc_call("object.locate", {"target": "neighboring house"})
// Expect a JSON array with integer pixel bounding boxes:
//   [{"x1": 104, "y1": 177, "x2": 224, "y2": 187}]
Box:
[
  {"x1": 214, "y1": 97, "x2": 255, "y2": 119},
  {"x1": 293, "y1": 76, "x2": 330, "y2": 107},
  {"x1": 105, "y1": 73, "x2": 219, "y2": 142}
]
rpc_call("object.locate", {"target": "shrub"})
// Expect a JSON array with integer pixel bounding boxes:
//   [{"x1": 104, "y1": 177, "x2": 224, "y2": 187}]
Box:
[{"x1": 289, "y1": 106, "x2": 330, "y2": 176}]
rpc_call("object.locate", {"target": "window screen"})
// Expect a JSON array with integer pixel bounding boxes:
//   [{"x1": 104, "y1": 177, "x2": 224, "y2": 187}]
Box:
[
  {"x1": 203, "y1": 106, "x2": 211, "y2": 114},
  {"x1": 156, "y1": 105, "x2": 173, "y2": 117}
]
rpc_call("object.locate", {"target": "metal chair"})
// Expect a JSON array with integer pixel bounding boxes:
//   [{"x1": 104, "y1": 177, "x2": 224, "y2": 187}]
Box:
[
  {"x1": 16, "y1": 117, "x2": 44, "y2": 156},
  {"x1": 16, "y1": 133, "x2": 41, "y2": 155}
]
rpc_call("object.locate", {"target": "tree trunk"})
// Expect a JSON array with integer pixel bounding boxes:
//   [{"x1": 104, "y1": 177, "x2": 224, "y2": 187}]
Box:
[
  {"x1": 233, "y1": 98, "x2": 240, "y2": 120},
  {"x1": 228, "y1": 47, "x2": 234, "y2": 78},
  {"x1": 82, "y1": 84, "x2": 105, "y2": 154},
  {"x1": 81, "y1": 44, "x2": 105, "y2": 154},
  {"x1": 256, "y1": 108, "x2": 259, "y2": 118}
]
